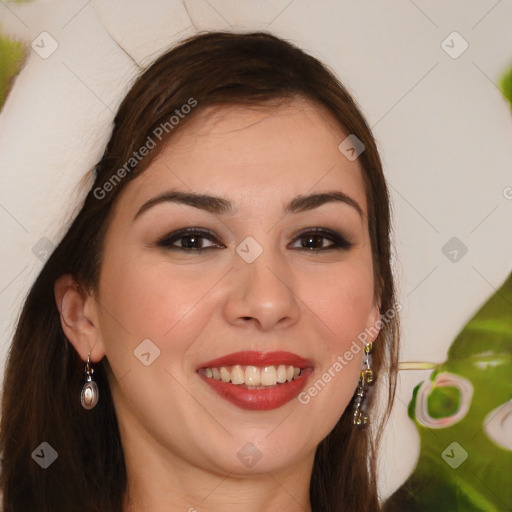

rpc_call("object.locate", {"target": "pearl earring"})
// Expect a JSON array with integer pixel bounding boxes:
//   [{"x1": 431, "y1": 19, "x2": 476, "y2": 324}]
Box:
[{"x1": 80, "y1": 353, "x2": 99, "y2": 410}]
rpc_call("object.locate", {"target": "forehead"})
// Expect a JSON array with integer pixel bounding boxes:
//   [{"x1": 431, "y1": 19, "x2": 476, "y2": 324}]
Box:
[{"x1": 122, "y1": 98, "x2": 368, "y2": 213}]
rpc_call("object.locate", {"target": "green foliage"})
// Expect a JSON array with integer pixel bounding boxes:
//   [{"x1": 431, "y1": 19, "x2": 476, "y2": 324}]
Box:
[
  {"x1": 500, "y1": 66, "x2": 512, "y2": 108},
  {"x1": 0, "y1": 26, "x2": 26, "y2": 109},
  {"x1": 385, "y1": 273, "x2": 512, "y2": 511},
  {"x1": 426, "y1": 385, "x2": 461, "y2": 419},
  {"x1": 408, "y1": 383, "x2": 421, "y2": 420}
]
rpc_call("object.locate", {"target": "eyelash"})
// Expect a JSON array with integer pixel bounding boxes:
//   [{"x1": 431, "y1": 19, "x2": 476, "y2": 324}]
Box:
[{"x1": 156, "y1": 227, "x2": 354, "y2": 253}]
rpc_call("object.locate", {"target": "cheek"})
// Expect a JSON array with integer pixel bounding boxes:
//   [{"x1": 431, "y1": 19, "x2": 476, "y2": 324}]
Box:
[
  {"x1": 96, "y1": 250, "x2": 230, "y2": 371},
  {"x1": 298, "y1": 259, "x2": 375, "y2": 348},
  {"x1": 293, "y1": 259, "x2": 375, "y2": 411}
]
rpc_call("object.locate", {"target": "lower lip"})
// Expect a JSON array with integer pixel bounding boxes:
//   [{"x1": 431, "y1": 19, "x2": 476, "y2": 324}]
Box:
[{"x1": 198, "y1": 368, "x2": 313, "y2": 411}]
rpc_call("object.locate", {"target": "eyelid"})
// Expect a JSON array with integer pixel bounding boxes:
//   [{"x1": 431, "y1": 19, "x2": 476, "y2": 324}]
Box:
[
  {"x1": 156, "y1": 227, "x2": 224, "y2": 249},
  {"x1": 288, "y1": 227, "x2": 355, "y2": 250},
  {"x1": 155, "y1": 226, "x2": 354, "y2": 252}
]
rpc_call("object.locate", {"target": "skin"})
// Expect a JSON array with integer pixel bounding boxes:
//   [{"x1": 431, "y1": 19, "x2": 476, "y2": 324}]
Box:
[{"x1": 55, "y1": 98, "x2": 380, "y2": 512}]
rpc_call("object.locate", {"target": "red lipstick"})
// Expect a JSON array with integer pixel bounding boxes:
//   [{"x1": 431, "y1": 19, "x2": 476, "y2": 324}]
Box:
[
  {"x1": 196, "y1": 351, "x2": 313, "y2": 411},
  {"x1": 197, "y1": 350, "x2": 312, "y2": 370}
]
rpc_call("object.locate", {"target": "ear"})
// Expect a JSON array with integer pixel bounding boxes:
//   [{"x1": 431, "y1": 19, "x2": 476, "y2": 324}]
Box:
[
  {"x1": 366, "y1": 300, "x2": 381, "y2": 343},
  {"x1": 54, "y1": 274, "x2": 106, "y2": 363}
]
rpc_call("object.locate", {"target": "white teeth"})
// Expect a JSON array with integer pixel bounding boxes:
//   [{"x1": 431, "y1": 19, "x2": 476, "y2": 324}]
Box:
[
  {"x1": 202, "y1": 364, "x2": 303, "y2": 387},
  {"x1": 245, "y1": 365, "x2": 261, "y2": 386},
  {"x1": 276, "y1": 365, "x2": 287, "y2": 383},
  {"x1": 261, "y1": 366, "x2": 277, "y2": 386},
  {"x1": 231, "y1": 365, "x2": 245, "y2": 385},
  {"x1": 219, "y1": 367, "x2": 230, "y2": 383}
]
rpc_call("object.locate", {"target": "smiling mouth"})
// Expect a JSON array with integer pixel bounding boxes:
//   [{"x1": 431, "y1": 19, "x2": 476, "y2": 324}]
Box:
[
  {"x1": 200, "y1": 364, "x2": 303, "y2": 389},
  {"x1": 196, "y1": 351, "x2": 313, "y2": 410}
]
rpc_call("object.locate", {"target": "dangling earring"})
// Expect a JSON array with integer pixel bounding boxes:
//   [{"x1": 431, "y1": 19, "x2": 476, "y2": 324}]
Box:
[
  {"x1": 353, "y1": 342, "x2": 375, "y2": 426},
  {"x1": 80, "y1": 353, "x2": 99, "y2": 410}
]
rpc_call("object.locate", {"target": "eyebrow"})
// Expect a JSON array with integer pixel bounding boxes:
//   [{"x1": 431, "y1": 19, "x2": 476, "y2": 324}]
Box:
[{"x1": 133, "y1": 190, "x2": 363, "y2": 220}]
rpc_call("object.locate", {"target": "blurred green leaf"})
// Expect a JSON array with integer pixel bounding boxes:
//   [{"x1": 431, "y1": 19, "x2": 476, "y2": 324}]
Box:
[
  {"x1": 499, "y1": 66, "x2": 512, "y2": 108},
  {"x1": 0, "y1": 25, "x2": 27, "y2": 109}
]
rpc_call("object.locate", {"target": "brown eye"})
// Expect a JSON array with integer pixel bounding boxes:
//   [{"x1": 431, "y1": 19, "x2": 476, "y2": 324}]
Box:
[
  {"x1": 178, "y1": 235, "x2": 209, "y2": 249},
  {"x1": 290, "y1": 228, "x2": 354, "y2": 252},
  {"x1": 157, "y1": 228, "x2": 223, "y2": 252},
  {"x1": 300, "y1": 234, "x2": 330, "y2": 250}
]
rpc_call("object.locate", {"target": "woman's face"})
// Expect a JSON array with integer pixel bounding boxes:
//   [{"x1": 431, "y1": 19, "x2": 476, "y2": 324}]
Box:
[{"x1": 94, "y1": 98, "x2": 379, "y2": 477}]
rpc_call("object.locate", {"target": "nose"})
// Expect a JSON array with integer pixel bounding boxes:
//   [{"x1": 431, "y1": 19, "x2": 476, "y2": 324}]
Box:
[{"x1": 223, "y1": 247, "x2": 300, "y2": 332}]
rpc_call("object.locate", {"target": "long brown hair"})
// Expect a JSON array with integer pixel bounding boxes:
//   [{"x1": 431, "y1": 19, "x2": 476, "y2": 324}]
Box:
[{"x1": 0, "y1": 31, "x2": 399, "y2": 511}]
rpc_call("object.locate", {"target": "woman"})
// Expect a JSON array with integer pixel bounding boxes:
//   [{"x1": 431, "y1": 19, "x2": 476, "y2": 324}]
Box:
[{"x1": 0, "y1": 31, "x2": 399, "y2": 511}]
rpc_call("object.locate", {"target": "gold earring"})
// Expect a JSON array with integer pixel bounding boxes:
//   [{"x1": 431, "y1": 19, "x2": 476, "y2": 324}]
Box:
[
  {"x1": 353, "y1": 342, "x2": 374, "y2": 426},
  {"x1": 80, "y1": 353, "x2": 99, "y2": 410}
]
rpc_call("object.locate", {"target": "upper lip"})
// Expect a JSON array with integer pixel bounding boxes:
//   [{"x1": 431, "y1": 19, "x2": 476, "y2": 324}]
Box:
[{"x1": 196, "y1": 351, "x2": 313, "y2": 371}]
